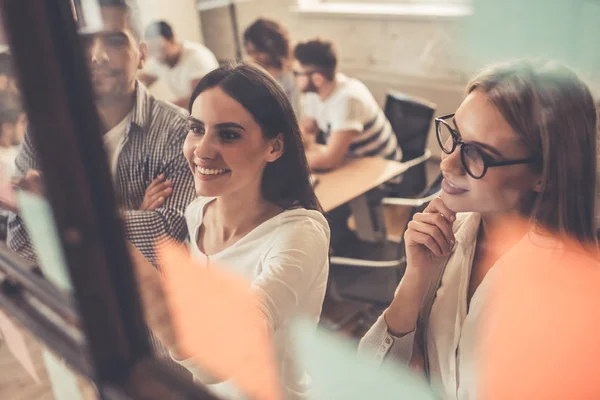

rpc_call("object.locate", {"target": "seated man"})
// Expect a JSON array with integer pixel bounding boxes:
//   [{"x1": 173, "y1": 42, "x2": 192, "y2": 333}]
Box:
[
  {"x1": 293, "y1": 39, "x2": 401, "y2": 171},
  {"x1": 7, "y1": 0, "x2": 195, "y2": 264},
  {"x1": 139, "y1": 20, "x2": 219, "y2": 108}
]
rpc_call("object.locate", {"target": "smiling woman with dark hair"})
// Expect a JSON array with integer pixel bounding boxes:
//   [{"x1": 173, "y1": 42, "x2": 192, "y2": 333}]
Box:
[{"x1": 171, "y1": 61, "x2": 330, "y2": 399}]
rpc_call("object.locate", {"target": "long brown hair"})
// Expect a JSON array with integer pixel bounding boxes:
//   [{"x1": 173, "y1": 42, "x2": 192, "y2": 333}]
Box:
[
  {"x1": 189, "y1": 62, "x2": 322, "y2": 212},
  {"x1": 467, "y1": 60, "x2": 597, "y2": 245}
]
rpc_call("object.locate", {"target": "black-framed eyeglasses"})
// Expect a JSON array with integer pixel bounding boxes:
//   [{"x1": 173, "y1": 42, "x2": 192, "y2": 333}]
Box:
[{"x1": 435, "y1": 113, "x2": 539, "y2": 179}]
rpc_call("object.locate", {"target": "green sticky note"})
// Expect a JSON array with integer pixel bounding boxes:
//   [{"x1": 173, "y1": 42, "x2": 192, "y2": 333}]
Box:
[
  {"x1": 16, "y1": 191, "x2": 72, "y2": 292},
  {"x1": 462, "y1": 0, "x2": 600, "y2": 74},
  {"x1": 42, "y1": 349, "x2": 84, "y2": 400},
  {"x1": 291, "y1": 319, "x2": 439, "y2": 400}
]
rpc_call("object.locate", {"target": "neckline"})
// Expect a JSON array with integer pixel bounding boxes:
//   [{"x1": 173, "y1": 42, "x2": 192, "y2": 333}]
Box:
[{"x1": 191, "y1": 198, "x2": 302, "y2": 258}]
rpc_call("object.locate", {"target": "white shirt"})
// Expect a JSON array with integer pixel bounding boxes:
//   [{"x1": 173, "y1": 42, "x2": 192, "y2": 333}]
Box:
[
  {"x1": 178, "y1": 196, "x2": 330, "y2": 400},
  {"x1": 359, "y1": 213, "x2": 494, "y2": 400},
  {"x1": 302, "y1": 73, "x2": 400, "y2": 161},
  {"x1": 144, "y1": 41, "x2": 219, "y2": 98},
  {"x1": 103, "y1": 112, "x2": 131, "y2": 178},
  {"x1": 0, "y1": 145, "x2": 20, "y2": 180}
]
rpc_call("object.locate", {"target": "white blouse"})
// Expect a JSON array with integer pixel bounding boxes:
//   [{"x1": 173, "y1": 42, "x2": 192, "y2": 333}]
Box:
[
  {"x1": 177, "y1": 196, "x2": 330, "y2": 400},
  {"x1": 359, "y1": 212, "x2": 499, "y2": 400}
]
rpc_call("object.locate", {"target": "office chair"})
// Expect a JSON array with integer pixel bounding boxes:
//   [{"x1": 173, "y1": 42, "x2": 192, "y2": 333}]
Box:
[
  {"x1": 330, "y1": 172, "x2": 443, "y2": 299},
  {"x1": 385, "y1": 91, "x2": 436, "y2": 197}
]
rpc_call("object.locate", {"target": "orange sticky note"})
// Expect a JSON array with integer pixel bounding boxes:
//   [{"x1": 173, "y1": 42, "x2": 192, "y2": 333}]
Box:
[
  {"x1": 0, "y1": 308, "x2": 40, "y2": 384},
  {"x1": 158, "y1": 244, "x2": 281, "y2": 400},
  {"x1": 481, "y1": 222, "x2": 600, "y2": 399}
]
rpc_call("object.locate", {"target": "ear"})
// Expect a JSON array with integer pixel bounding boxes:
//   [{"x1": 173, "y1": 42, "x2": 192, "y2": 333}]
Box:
[
  {"x1": 137, "y1": 41, "x2": 148, "y2": 70},
  {"x1": 266, "y1": 134, "x2": 284, "y2": 163}
]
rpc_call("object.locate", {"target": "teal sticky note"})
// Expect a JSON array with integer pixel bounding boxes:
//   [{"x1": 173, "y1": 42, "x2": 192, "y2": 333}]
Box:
[
  {"x1": 291, "y1": 319, "x2": 439, "y2": 400},
  {"x1": 42, "y1": 349, "x2": 84, "y2": 400},
  {"x1": 16, "y1": 191, "x2": 72, "y2": 292}
]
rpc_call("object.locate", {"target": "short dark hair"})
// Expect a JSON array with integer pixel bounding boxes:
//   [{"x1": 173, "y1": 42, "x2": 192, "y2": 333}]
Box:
[
  {"x1": 294, "y1": 39, "x2": 337, "y2": 81},
  {"x1": 243, "y1": 18, "x2": 290, "y2": 69},
  {"x1": 189, "y1": 62, "x2": 322, "y2": 212},
  {"x1": 145, "y1": 20, "x2": 174, "y2": 42},
  {"x1": 97, "y1": 0, "x2": 143, "y2": 41}
]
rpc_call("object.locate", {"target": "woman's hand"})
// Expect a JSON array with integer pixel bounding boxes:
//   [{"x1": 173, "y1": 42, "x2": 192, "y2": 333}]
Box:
[
  {"x1": 404, "y1": 197, "x2": 456, "y2": 277},
  {"x1": 384, "y1": 197, "x2": 456, "y2": 336}
]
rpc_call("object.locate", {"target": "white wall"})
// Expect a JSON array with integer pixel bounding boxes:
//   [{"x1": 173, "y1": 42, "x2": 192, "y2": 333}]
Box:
[{"x1": 199, "y1": 0, "x2": 468, "y2": 156}]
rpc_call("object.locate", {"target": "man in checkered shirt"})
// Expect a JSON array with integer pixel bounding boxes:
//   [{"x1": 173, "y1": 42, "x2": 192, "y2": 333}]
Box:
[{"x1": 7, "y1": 0, "x2": 196, "y2": 265}]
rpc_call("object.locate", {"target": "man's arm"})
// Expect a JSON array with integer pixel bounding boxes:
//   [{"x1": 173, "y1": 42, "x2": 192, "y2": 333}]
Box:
[
  {"x1": 121, "y1": 125, "x2": 196, "y2": 264},
  {"x1": 7, "y1": 129, "x2": 41, "y2": 261},
  {"x1": 306, "y1": 129, "x2": 358, "y2": 171}
]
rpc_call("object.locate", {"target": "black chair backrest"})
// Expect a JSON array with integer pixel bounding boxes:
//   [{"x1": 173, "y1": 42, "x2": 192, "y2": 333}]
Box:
[{"x1": 384, "y1": 91, "x2": 436, "y2": 162}]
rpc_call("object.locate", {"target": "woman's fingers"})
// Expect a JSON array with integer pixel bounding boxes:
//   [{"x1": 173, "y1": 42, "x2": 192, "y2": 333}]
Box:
[
  {"x1": 405, "y1": 229, "x2": 444, "y2": 257},
  {"x1": 407, "y1": 220, "x2": 452, "y2": 255},
  {"x1": 412, "y1": 212, "x2": 455, "y2": 246}
]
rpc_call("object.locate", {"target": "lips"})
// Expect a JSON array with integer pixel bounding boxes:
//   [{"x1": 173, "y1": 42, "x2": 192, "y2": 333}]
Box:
[{"x1": 442, "y1": 178, "x2": 468, "y2": 195}]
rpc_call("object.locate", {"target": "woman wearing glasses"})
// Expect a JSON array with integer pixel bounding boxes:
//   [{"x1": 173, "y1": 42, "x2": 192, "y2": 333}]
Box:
[{"x1": 359, "y1": 60, "x2": 598, "y2": 399}]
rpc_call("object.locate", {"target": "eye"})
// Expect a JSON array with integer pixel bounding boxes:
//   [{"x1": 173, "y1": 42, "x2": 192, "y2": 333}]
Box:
[
  {"x1": 189, "y1": 125, "x2": 205, "y2": 135},
  {"x1": 105, "y1": 34, "x2": 127, "y2": 47},
  {"x1": 219, "y1": 130, "x2": 241, "y2": 141}
]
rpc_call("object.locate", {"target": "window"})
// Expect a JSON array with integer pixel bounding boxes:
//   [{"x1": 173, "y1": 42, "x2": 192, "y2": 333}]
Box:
[{"x1": 295, "y1": 0, "x2": 472, "y2": 18}]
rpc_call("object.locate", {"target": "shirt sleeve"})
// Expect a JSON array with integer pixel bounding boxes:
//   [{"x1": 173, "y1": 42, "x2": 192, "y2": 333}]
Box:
[
  {"x1": 329, "y1": 96, "x2": 365, "y2": 133},
  {"x1": 121, "y1": 123, "x2": 196, "y2": 265},
  {"x1": 358, "y1": 310, "x2": 417, "y2": 366},
  {"x1": 184, "y1": 49, "x2": 219, "y2": 82},
  {"x1": 7, "y1": 128, "x2": 40, "y2": 262},
  {"x1": 251, "y1": 217, "x2": 330, "y2": 333}
]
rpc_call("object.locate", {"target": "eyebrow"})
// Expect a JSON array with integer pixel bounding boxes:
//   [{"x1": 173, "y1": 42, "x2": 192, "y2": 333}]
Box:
[
  {"x1": 452, "y1": 117, "x2": 504, "y2": 159},
  {"x1": 187, "y1": 117, "x2": 246, "y2": 131}
]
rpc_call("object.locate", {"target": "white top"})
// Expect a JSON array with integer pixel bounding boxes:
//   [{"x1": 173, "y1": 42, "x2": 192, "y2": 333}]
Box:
[
  {"x1": 144, "y1": 41, "x2": 219, "y2": 98},
  {"x1": 302, "y1": 73, "x2": 400, "y2": 161},
  {"x1": 359, "y1": 213, "x2": 497, "y2": 400},
  {"x1": 103, "y1": 112, "x2": 131, "y2": 178},
  {"x1": 178, "y1": 196, "x2": 330, "y2": 400}
]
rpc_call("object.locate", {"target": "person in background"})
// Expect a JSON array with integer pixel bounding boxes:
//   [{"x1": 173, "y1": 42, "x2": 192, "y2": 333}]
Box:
[
  {"x1": 243, "y1": 18, "x2": 300, "y2": 116},
  {"x1": 0, "y1": 93, "x2": 25, "y2": 178},
  {"x1": 359, "y1": 60, "x2": 598, "y2": 400},
  {"x1": 0, "y1": 51, "x2": 19, "y2": 95},
  {"x1": 7, "y1": 0, "x2": 195, "y2": 264},
  {"x1": 139, "y1": 20, "x2": 219, "y2": 108},
  {"x1": 293, "y1": 38, "x2": 401, "y2": 171}
]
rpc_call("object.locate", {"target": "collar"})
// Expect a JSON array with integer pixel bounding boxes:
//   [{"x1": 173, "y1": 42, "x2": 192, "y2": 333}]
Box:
[{"x1": 129, "y1": 81, "x2": 153, "y2": 133}]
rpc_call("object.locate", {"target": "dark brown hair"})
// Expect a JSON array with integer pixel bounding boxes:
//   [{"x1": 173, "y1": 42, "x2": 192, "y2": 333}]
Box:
[
  {"x1": 189, "y1": 62, "x2": 322, "y2": 212},
  {"x1": 467, "y1": 60, "x2": 597, "y2": 244},
  {"x1": 293, "y1": 39, "x2": 337, "y2": 81},
  {"x1": 243, "y1": 18, "x2": 290, "y2": 70}
]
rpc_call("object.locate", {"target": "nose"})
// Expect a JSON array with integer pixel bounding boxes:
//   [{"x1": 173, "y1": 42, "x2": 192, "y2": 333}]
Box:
[
  {"x1": 90, "y1": 37, "x2": 109, "y2": 65},
  {"x1": 440, "y1": 147, "x2": 465, "y2": 177},
  {"x1": 192, "y1": 131, "x2": 219, "y2": 161}
]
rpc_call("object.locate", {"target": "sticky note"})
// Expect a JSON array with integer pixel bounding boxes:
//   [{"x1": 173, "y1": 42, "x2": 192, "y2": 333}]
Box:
[
  {"x1": 16, "y1": 191, "x2": 72, "y2": 291},
  {"x1": 291, "y1": 319, "x2": 439, "y2": 400},
  {"x1": 0, "y1": 308, "x2": 40, "y2": 383},
  {"x1": 42, "y1": 349, "x2": 83, "y2": 400},
  {"x1": 156, "y1": 244, "x2": 281, "y2": 400}
]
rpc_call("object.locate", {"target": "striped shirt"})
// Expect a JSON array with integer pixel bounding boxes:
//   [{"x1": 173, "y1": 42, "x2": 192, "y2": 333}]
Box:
[
  {"x1": 302, "y1": 73, "x2": 401, "y2": 162},
  {"x1": 7, "y1": 82, "x2": 196, "y2": 264}
]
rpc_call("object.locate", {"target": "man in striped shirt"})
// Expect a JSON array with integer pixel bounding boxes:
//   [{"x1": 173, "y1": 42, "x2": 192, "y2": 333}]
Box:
[
  {"x1": 7, "y1": 0, "x2": 195, "y2": 265},
  {"x1": 293, "y1": 39, "x2": 401, "y2": 171}
]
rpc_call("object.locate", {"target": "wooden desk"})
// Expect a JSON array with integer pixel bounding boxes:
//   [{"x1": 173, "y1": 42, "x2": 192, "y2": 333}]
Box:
[{"x1": 314, "y1": 157, "x2": 408, "y2": 213}]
